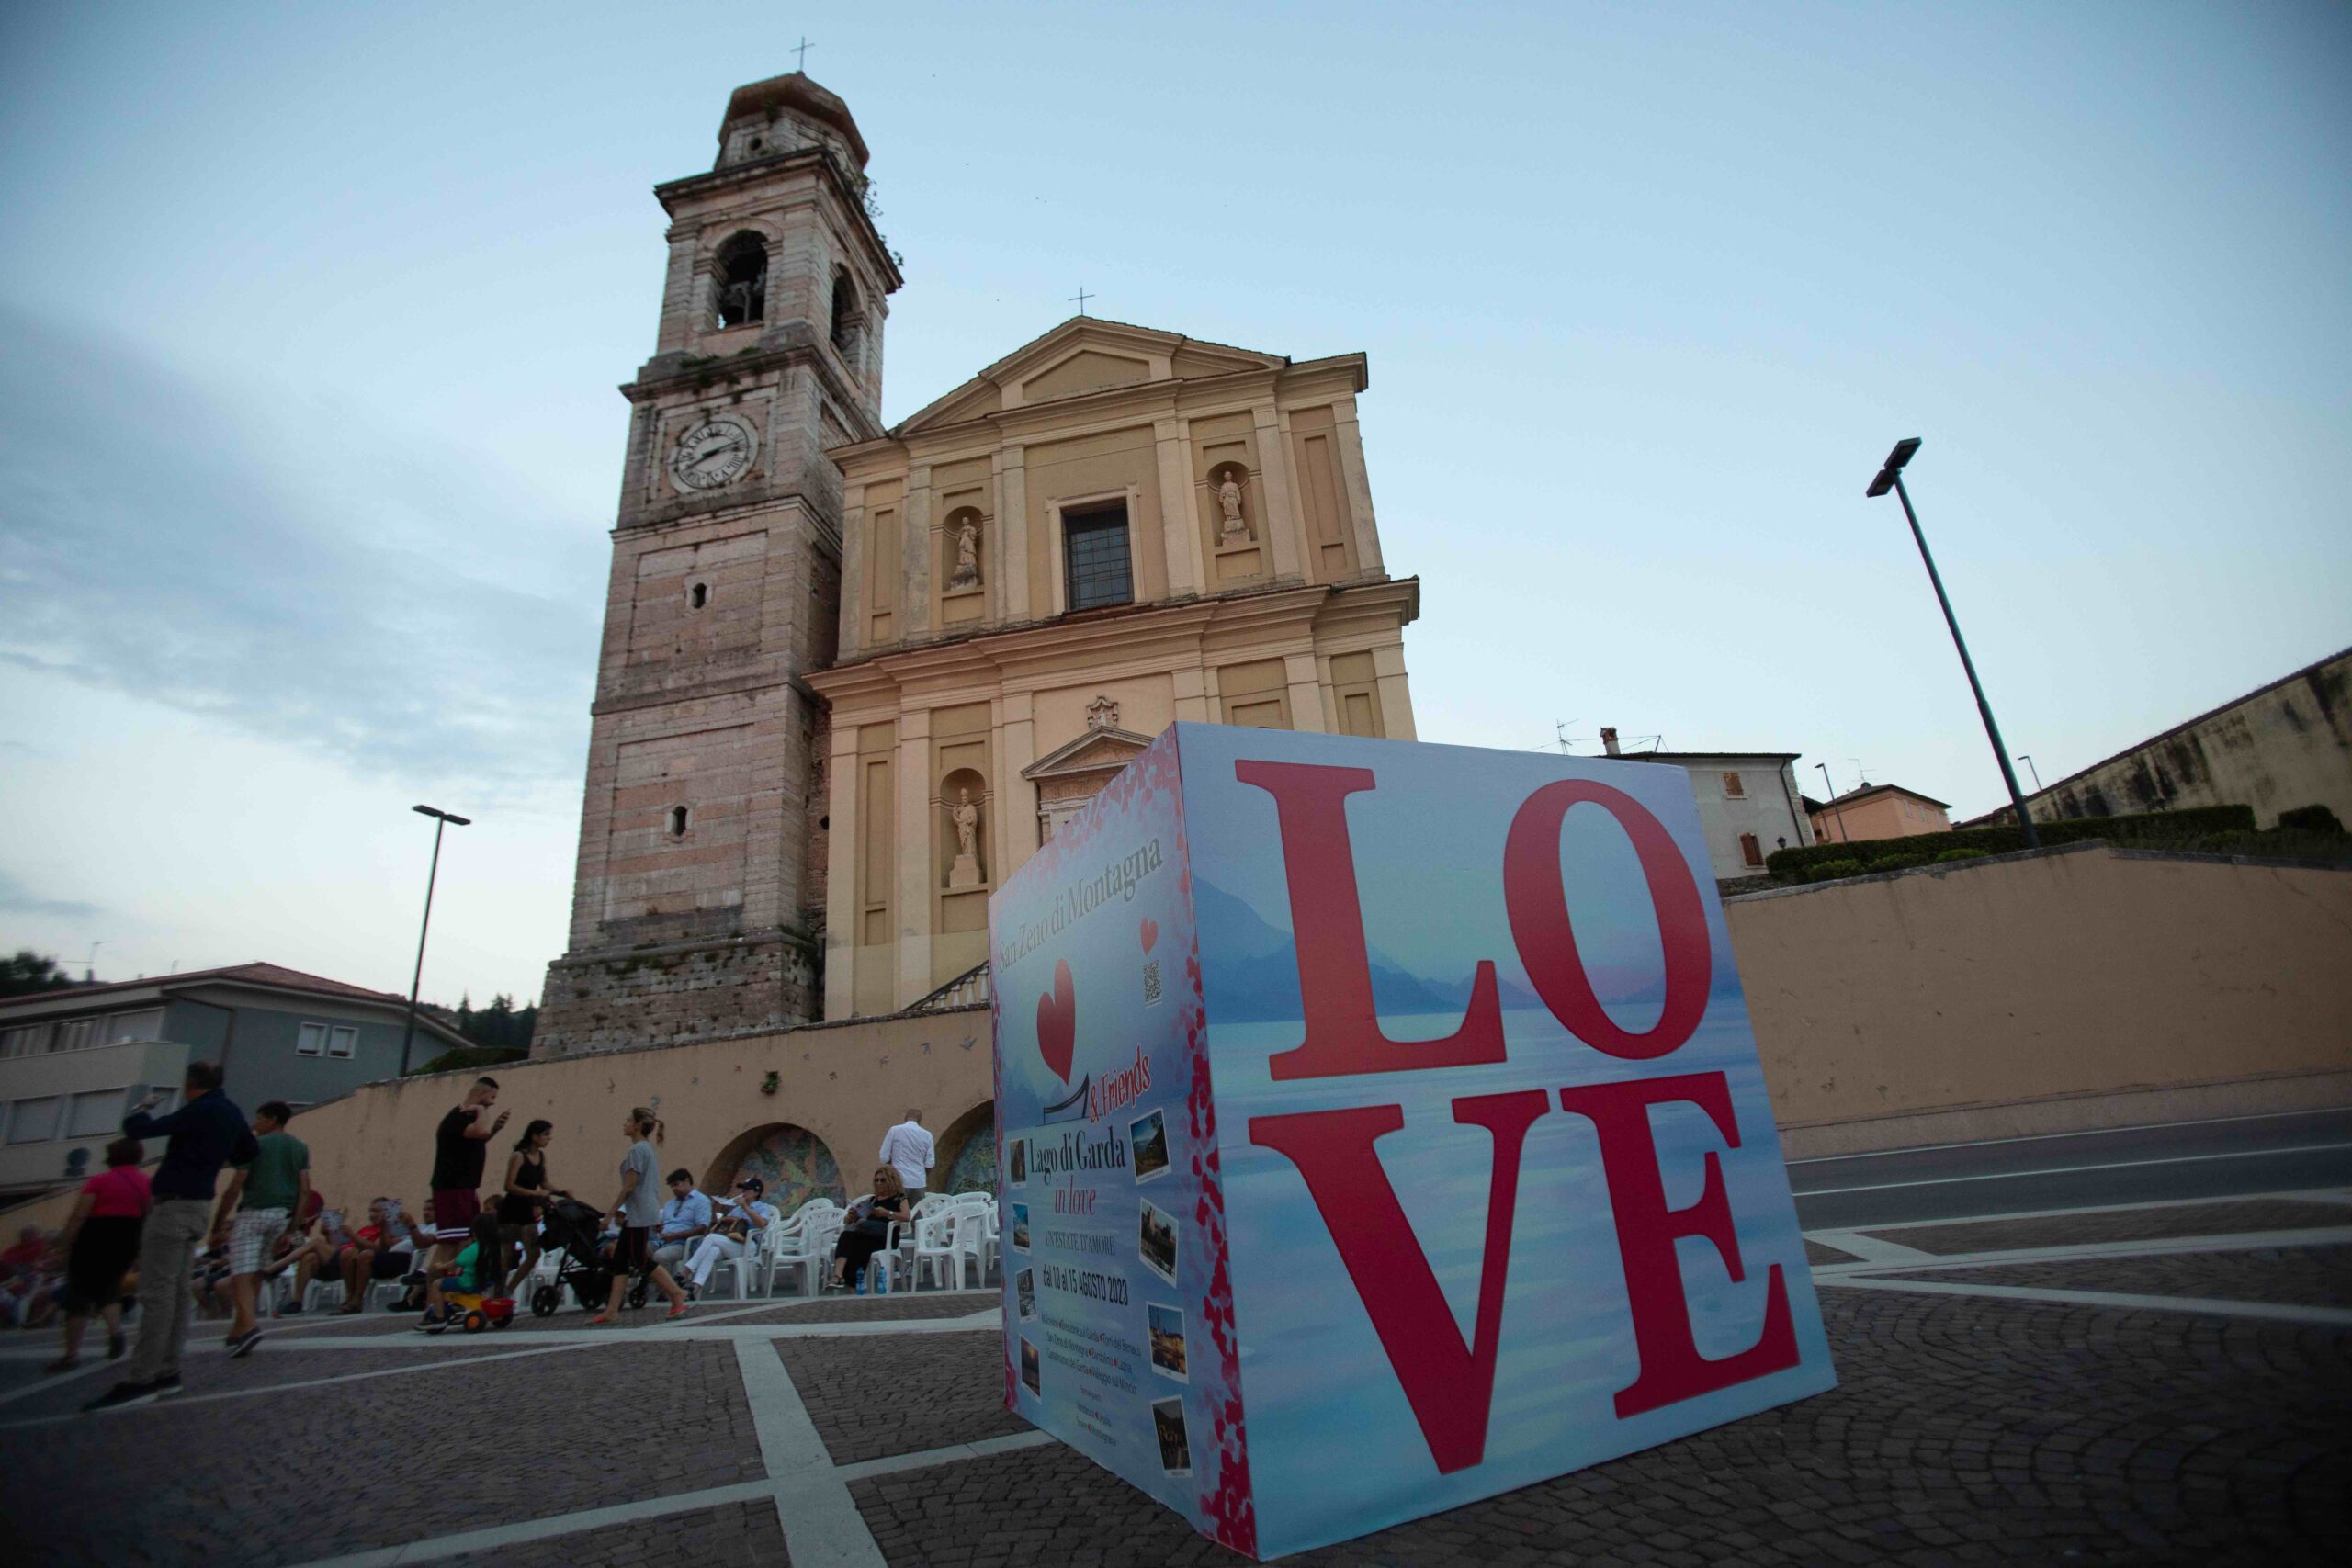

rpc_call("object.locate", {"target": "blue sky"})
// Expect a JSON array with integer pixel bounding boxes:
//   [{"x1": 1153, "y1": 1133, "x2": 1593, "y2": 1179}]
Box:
[{"x1": 2, "y1": 2, "x2": 2346, "y2": 1004}]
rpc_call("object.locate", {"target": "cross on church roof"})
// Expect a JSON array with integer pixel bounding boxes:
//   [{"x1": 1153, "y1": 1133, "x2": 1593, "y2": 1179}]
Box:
[
  {"x1": 1069, "y1": 287, "x2": 1093, "y2": 316},
  {"x1": 792, "y1": 36, "x2": 814, "y2": 72}
]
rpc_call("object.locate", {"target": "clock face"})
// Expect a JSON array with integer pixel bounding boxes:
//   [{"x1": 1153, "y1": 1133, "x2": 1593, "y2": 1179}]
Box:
[{"x1": 669, "y1": 415, "x2": 757, "y2": 492}]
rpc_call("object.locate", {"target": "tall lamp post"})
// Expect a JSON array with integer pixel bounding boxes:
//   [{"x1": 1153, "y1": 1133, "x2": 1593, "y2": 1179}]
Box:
[
  {"x1": 400, "y1": 804, "x2": 472, "y2": 1076},
  {"x1": 1815, "y1": 762, "x2": 1851, "y2": 844},
  {"x1": 2017, "y1": 754, "x2": 2044, "y2": 793},
  {"x1": 1866, "y1": 439, "x2": 2039, "y2": 848}
]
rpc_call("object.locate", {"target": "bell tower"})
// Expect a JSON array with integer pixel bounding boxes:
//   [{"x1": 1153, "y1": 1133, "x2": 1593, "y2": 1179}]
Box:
[{"x1": 536, "y1": 73, "x2": 900, "y2": 1055}]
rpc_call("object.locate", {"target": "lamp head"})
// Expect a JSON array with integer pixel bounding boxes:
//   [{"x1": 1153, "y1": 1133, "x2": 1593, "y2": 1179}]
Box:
[{"x1": 1865, "y1": 436, "x2": 1922, "y2": 498}]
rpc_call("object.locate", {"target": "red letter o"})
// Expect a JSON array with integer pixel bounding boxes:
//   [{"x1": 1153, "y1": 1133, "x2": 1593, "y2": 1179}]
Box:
[{"x1": 1503, "y1": 779, "x2": 1711, "y2": 1059}]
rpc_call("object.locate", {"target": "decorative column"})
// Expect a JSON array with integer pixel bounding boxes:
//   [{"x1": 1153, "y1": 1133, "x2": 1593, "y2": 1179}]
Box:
[
  {"x1": 1331, "y1": 396, "x2": 1386, "y2": 578},
  {"x1": 822, "y1": 721, "x2": 862, "y2": 1020},
  {"x1": 1283, "y1": 651, "x2": 1327, "y2": 732},
  {"x1": 838, "y1": 481, "x2": 868, "y2": 659},
  {"x1": 998, "y1": 690, "x2": 1040, "y2": 875},
  {"x1": 903, "y1": 463, "x2": 933, "y2": 637},
  {"x1": 1153, "y1": 417, "x2": 1202, "y2": 599},
  {"x1": 1252, "y1": 404, "x2": 1303, "y2": 581},
  {"x1": 999, "y1": 445, "x2": 1030, "y2": 622},
  {"x1": 893, "y1": 707, "x2": 935, "y2": 1009},
  {"x1": 1373, "y1": 643, "x2": 1417, "y2": 739}
]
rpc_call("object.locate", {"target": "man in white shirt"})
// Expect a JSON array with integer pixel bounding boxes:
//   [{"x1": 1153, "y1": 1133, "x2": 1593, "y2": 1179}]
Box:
[
  {"x1": 651, "y1": 1171, "x2": 715, "y2": 1275},
  {"x1": 682, "y1": 1178, "x2": 776, "y2": 1294},
  {"x1": 878, "y1": 1110, "x2": 935, "y2": 1203}
]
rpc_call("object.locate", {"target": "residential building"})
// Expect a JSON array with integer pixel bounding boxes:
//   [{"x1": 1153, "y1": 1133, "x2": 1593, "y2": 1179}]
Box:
[
  {"x1": 0, "y1": 962, "x2": 468, "y2": 1200},
  {"x1": 1808, "y1": 783, "x2": 1955, "y2": 844},
  {"x1": 1598, "y1": 727, "x2": 1813, "y2": 879}
]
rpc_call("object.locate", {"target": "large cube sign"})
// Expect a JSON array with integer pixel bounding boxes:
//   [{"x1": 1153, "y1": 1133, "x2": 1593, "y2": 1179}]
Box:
[{"x1": 992, "y1": 725, "x2": 1834, "y2": 1558}]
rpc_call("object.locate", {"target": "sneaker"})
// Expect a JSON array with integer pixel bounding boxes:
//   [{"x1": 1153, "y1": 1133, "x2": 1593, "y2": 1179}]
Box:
[
  {"x1": 412, "y1": 1310, "x2": 447, "y2": 1335},
  {"x1": 153, "y1": 1373, "x2": 183, "y2": 1398},
  {"x1": 277, "y1": 1301, "x2": 304, "y2": 1316},
  {"x1": 45, "y1": 1355, "x2": 81, "y2": 1374},
  {"x1": 84, "y1": 1380, "x2": 159, "y2": 1413},
  {"x1": 226, "y1": 1328, "x2": 264, "y2": 1359},
  {"x1": 107, "y1": 1330, "x2": 126, "y2": 1360}
]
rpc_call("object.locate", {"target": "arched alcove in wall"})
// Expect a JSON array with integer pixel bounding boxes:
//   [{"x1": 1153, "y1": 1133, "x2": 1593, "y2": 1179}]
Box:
[
  {"x1": 933, "y1": 1101, "x2": 996, "y2": 1194},
  {"x1": 703, "y1": 1122, "x2": 845, "y2": 1214}
]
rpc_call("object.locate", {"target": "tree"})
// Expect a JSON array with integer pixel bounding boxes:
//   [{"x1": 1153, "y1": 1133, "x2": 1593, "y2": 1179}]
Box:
[{"x1": 0, "y1": 950, "x2": 78, "y2": 999}]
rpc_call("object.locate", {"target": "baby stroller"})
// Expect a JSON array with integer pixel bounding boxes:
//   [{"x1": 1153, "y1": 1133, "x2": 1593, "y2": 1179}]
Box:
[{"x1": 529, "y1": 1197, "x2": 648, "y2": 1316}]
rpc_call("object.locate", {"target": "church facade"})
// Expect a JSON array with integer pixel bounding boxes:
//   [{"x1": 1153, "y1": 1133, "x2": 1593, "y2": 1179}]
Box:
[{"x1": 537, "y1": 74, "x2": 1421, "y2": 1053}]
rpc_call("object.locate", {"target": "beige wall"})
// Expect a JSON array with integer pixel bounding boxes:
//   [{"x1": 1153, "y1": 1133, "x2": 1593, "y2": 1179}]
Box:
[{"x1": 1728, "y1": 843, "x2": 2352, "y2": 1155}]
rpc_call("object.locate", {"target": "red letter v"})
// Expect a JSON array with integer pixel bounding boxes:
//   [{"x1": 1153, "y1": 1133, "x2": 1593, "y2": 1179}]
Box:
[{"x1": 1250, "y1": 1090, "x2": 1550, "y2": 1473}]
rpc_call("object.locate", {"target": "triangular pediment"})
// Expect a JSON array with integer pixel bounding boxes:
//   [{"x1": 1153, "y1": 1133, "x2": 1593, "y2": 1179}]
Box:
[
  {"x1": 1022, "y1": 726, "x2": 1157, "y2": 780},
  {"x1": 894, "y1": 318, "x2": 1287, "y2": 436}
]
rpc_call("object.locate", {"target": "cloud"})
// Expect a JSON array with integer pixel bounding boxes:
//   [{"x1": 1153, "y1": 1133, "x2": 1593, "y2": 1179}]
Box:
[
  {"x1": 0, "y1": 306, "x2": 600, "y2": 797},
  {"x1": 0, "y1": 869, "x2": 102, "y2": 919}
]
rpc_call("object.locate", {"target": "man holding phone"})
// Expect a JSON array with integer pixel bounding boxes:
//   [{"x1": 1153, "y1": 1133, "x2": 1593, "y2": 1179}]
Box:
[
  {"x1": 424, "y1": 1078, "x2": 507, "y2": 1277},
  {"x1": 85, "y1": 1062, "x2": 256, "y2": 1413},
  {"x1": 681, "y1": 1177, "x2": 776, "y2": 1296}
]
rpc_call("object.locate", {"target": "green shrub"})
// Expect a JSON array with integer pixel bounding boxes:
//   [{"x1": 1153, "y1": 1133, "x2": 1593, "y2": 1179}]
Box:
[
  {"x1": 2183, "y1": 829, "x2": 2352, "y2": 863},
  {"x1": 411, "y1": 1044, "x2": 526, "y2": 1077},
  {"x1": 1806, "y1": 859, "x2": 1866, "y2": 882},
  {"x1": 1766, "y1": 803, "x2": 2256, "y2": 879},
  {"x1": 1870, "y1": 853, "x2": 1928, "y2": 872},
  {"x1": 1934, "y1": 847, "x2": 1990, "y2": 863},
  {"x1": 2277, "y1": 804, "x2": 2345, "y2": 835}
]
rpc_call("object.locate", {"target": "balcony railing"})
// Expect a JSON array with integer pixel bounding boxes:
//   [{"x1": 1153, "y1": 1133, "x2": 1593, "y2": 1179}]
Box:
[{"x1": 904, "y1": 963, "x2": 990, "y2": 1014}]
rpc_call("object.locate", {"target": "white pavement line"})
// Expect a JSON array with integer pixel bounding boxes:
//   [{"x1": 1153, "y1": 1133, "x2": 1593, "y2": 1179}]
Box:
[
  {"x1": 1819, "y1": 1273, "x2": 2352, "y2": 1326},
  {"x1": 1806, "y1": 1228, "x2": 1938, "y2": 1264},
  {"x1": 0, "y1": 1341, "x2": 594, "y2": 1432},
  {"x1": 836, "y1": 1428, "x2": 1058, "y2": 1482},
  {"x1": 1842, "y1": 1187, "x2": 2352, "y2": 1234},
  {"x1": 1785, "y1": 1106, "x2": 2352, "y2": 1163},
  {"x1": 734, "y1": 1337, "x2": 888, "y2": 1568},
  {"x1": 1814, "y1": 1227, "x2": 2352, "y2": 1279},
  {"x1": 280, "y1": 1480, "x2": 777, "y2": 1568},
  {"x1": 1796, "y1": 1144, "x2": 2352, "y2": 1198}
]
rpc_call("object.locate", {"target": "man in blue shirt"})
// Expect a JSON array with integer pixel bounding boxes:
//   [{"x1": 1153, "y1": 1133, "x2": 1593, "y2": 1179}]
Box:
[
  {"x1": 650, "y1": 1170, "x2": 715, "y2": 1276},
  {"x1": 682, "y1": 1177, "x2": 778, "y2": 1296},
  {"x1": 85, "y1": 1060, "x2": 256, "y2": 1413}
]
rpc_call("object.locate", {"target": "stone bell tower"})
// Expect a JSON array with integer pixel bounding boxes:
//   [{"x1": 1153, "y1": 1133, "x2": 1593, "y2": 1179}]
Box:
[{"x1": 535, "y1": 73, "x2": 900, "y2": 1056}]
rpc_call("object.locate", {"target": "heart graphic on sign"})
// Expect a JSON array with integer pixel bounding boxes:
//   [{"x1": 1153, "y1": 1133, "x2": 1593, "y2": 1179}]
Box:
[
  {"x1": 1139, "y1": 918, "x2": 1159, "y2": 953},
  {"x1": 1035, "y1": 958, "x2": 1076, "y2": 1084}
]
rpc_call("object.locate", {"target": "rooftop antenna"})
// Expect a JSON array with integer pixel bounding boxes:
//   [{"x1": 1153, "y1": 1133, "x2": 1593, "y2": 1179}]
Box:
[{"x1": 1555, "y1": 718, "x2": 1580, "y2": 754}]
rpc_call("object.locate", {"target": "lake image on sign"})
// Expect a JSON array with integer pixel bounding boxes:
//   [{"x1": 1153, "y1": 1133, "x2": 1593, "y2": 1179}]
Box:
[{"x1": 990, "y1": 723, "x2": 1834, "y2": 1559}]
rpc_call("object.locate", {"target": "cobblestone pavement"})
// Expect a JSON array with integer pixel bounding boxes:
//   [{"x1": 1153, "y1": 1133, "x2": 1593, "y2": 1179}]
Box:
[
  {"x1": 0, "y1": 1190, "x2": 2344, "y2": 1566},
  {"x1": 782, "y1": 1330, "x2": 1031, "y2": 1463},
  {"x1": 1888, "y1": 1245, "x2": 2352, "y2": 1309},
  {"x1": 1863, "y1": 1198, "x2": 2352, "y2": 1256}
]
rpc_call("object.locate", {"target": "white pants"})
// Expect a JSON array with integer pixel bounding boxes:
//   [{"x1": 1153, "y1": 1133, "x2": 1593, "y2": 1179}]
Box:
[{"x1": 686, "y1": 1234, "x2": 750, "y2": 1288}]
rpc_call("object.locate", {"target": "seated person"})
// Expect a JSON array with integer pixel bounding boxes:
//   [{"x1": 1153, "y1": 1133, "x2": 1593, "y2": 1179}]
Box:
[
  {"x1": 190, "y1": 1246, "x2": 233, "y2": 1320},
  {"x1": 650, "y1": 1170, "x2": 714, "y2": 1275},
  {"x1": 416, "y1": 1213, "x2": 503, "y2": 1334},
  {"x1": 681, "y1": 1178, "x2": 776, "y2": 1295},
  {"x1": 275, "y1": 1203, "x2": 361, "y2": 1314},
  {"x1": 828, "y1": 1168, "x2": 910, "y2": 1292}
]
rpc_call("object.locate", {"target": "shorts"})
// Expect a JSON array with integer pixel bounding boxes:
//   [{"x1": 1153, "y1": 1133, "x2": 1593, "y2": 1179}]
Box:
[
  {"x1": 431, "y1": 1189, "x2": 481, "y2": 1241},
  {"x1": 612, "y1": 1225, "x2": 651, "y2": 1277},
  {"x1": 228, "y1": 1209, "x2": 288, "y2": 1275}
]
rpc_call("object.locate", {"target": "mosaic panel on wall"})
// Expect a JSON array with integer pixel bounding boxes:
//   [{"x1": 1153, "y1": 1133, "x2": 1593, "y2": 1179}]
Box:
[
  {"x1": 729, "y1": 1122, "x2": 846, "y2": 1214},
  {"x1": 943, "y1": 1108, "x2": 996, "y2": 1193}
]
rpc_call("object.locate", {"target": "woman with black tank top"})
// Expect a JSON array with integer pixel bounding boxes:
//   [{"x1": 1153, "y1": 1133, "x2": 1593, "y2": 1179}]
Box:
[{"x1": 498, "y1": 1122, "x2": 563, "y2": 1294}]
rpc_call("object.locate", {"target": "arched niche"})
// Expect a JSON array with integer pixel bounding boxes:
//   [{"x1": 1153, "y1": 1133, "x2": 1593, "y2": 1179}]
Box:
[
  {"x1": 933, "y1": 1101, "x2": 997, "y2": 1195},
  {"x1": 938, "y1": 765, "x2": 989, "y2": 889},
  {"x1": 713, "y1": 231, "x2": 769, "y2": 330},
  {"x1": 703, "y1": 1122, "x2": 845, "y2": 1215}
]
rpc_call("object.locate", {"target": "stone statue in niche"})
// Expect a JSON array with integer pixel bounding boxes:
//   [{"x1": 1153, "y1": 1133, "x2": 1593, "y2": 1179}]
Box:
[
  {"x1": 948, "y1": 788, "x2": 984, "y2": 888},
  {"x1": 1213, "y1": 469, "x2": 1250, "y2": 543},
  {"x1": 949, "y1": 517, "x2": 982, "y2": 590}
]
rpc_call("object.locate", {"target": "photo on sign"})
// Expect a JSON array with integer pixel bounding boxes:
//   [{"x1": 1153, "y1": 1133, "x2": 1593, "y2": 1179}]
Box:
[
  {"x1": 1151, "y1": 1395, "x2": 1192, "y2": 1476},
  {"x1": 1007, "y1": 1136, "x2": 1027, "y2": 1188},
  {"x1": 1138, "y1": 1197, "x2": 1179, "y2": 1284},
  {"x1": 1016, "y1": 1267, "x2": 1036, "y2": 1322},
  {"x1": 1147, "y1": 1302, "x2": 1188, "y2": 1382},
  {"x1": 1012, "y1": 1202, "x2": 1031, "y2": 1252},
  {"x1": 1130, "y1": 1108, "x2": 1170, "y2": 1184},
  {"x1": 1021, "y1": 1337, "x2": 1042, "y2": 1396}
]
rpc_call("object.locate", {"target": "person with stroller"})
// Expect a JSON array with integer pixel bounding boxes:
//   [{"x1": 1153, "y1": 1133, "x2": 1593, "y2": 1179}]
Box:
[
  {"x1": 46, "y1": 1137, "x2": 150, "y2": 1372},
  {"x1": 498, "y1": 1121, "x2": 565, "y2": 1294},
  {"x1": 586, "y1": 1108, "x2": 689, "y2": 1325},
  {"x1": 681, "y1": 1177, "x2": 775, "y2": 1297},
  {"x1": 828, "y1": 1167, "x2": 911, "y2": 1292}
]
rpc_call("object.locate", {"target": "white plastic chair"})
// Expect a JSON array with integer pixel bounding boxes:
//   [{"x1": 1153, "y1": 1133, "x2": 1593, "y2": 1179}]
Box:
[{"x1": 910, "y1": 1212, "x2": 961, "y2": 1291}]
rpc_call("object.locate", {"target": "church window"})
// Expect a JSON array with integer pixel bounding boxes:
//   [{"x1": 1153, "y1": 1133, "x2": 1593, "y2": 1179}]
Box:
[
  {"x1": 1063, "y1": 502, "x2": 1133, "y2": 612},
  {"x1": 1740, "y1": 832, "x2": 1764, "y2": 867},
  {"x1": 689, "y1": 582, "x2": 709, "y2": 610},
  {"x1": 668, "y1": 806, "x2": 690, "y2": 838},
  {"x1": 714, "y1": 233, "x2": 767, "y2": 329},
  {"x1": 830, "y1": 270, "x2": 860, "y2": 353}
]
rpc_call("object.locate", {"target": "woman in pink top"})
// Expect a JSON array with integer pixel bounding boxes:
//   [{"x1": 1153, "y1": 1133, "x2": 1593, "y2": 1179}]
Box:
[{"x1": 49, "y1": 1137, "x2": 152, "y2": 1373}]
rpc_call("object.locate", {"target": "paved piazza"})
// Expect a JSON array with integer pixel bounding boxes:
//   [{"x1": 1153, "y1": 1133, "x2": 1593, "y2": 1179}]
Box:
[{"x1": 3, "y1": 1191, "x2": 2346, "y2": 1566}]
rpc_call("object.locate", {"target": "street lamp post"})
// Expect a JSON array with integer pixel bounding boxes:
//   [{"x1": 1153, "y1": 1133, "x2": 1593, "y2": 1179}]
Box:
[
  {"x1": 400, "y1": 805, "x2": 472, "y2": 1077},
  {"x1": 1815, "y1": 762, "x2": 1850, "y2": 844},
  {"x1": 1866, "y1": 439, "x2": 2039, "y2": 848},
  {"x1": 2018, "y1": 754, "x2": 2044, "y2": 793}
]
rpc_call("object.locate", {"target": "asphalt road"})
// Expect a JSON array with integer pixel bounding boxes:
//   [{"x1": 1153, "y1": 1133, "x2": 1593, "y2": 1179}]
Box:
[{"x1": 1788, "y1": 1107, "x2": 2352, "y2": 1231}]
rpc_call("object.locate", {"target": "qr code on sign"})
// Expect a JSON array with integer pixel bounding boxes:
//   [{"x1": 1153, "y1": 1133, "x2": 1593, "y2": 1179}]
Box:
[{"x1": 1142, "y1": 959, "x2": 1162, "y2": 1007}]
